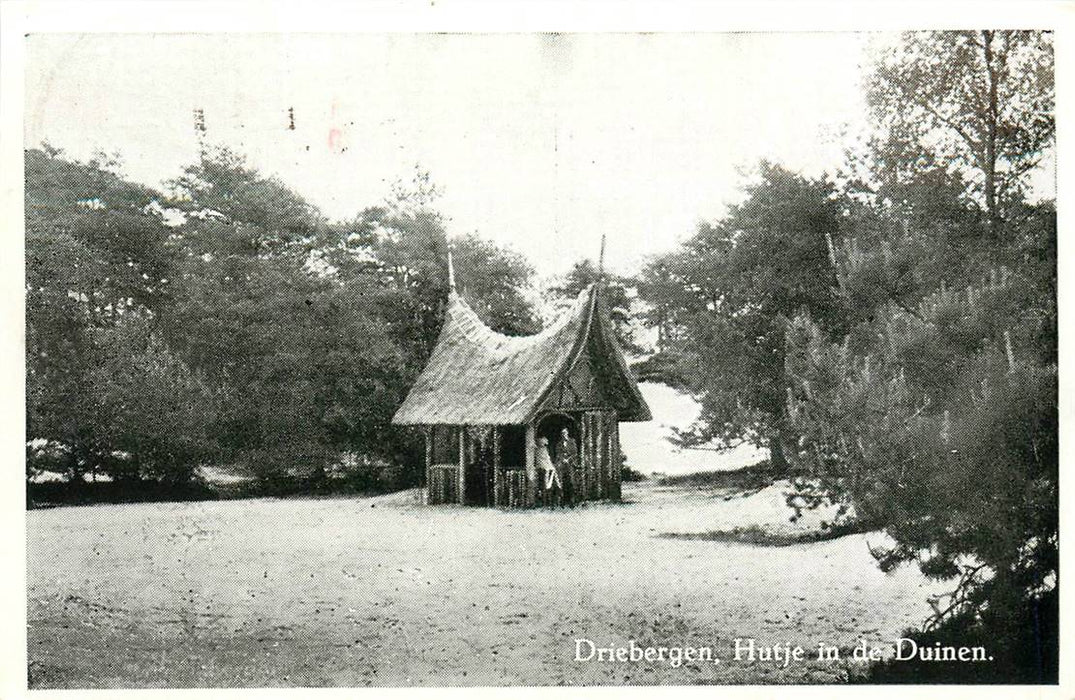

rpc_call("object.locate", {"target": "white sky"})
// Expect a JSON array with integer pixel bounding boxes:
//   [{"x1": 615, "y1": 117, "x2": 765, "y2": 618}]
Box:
[{"x1": 23, "y1": 32, "x2": 909, "y2": 277}]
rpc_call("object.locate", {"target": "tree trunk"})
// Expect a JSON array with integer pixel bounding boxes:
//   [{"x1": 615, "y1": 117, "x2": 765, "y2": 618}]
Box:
[
  {"x1": 68, "y1": 447, "x2": 86, "y2": 490},
  {"x1": 981, "y1": 30, "x2": 1001, "y2": 237},
  {"x1": 769, "y1": 432, "x2": 788, "y2": 474}
]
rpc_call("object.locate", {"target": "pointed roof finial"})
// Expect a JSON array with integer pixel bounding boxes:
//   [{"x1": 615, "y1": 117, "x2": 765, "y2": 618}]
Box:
[
  {"x1": 598, "y1": 232, "x2": 607, "y2": 280},
  {"x1": 447, "y1": 246, "x2": 457, "y2": 293}
]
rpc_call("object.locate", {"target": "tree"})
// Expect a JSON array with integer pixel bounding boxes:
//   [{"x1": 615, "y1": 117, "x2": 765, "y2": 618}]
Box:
[
  {"x1": 451, "y1": 233, "x2": 540, "y2": 336},
  {"x1": 777, "y1": 31, "x2": 1058, "y2": 679},
  {"x1": 95, "y1": 319, "x2": 222, "y2": 483},
  {"x1": 26, "y1": 147, "x2": 176, "y2": 320},
  {"x1": 867, "y1": 31, "x2": 1054, "y2": 235},
  {"x1": 163, "y1": 156, "x2": 538, "y2": 487},
  {"x1": 167, "y1": 145, "x2": 323, "y2": 258},
  {"x1": 785, "y1": 253, "x2": 1057, "y2": 680},
  {"x1": 25, "y1": 147, "x2": 178, "y2": 482},
  {"x1": 637, "y1": 162, "x2": 844, "y2": 470},
  {"x1": 550, "y1": 259, "x2": 641, "y2": 353},
  {"x1": 322, "y1": 170, "x2": 540, "y2": 370},
  {"x1": 27, "y1": 145, "x2": 542, "y2": 494},
  {"x1": 635, "y1": 256, "x2": 697, "y2": 354},
  {"x1": 159, "y1": 149, "x2": 413, "y2": 486}
]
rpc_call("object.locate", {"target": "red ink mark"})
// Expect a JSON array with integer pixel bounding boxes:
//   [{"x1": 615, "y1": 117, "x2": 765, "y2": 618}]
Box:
[{"x1": 328, "y1": 128, "x2": 342, "y2": 150}]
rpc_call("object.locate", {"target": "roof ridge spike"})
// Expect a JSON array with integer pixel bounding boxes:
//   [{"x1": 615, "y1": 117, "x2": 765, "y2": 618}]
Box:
[
  {"x1": 447, "y1": 246, "x2": 457, "y2": 293},
  {"x1": 598, "y1": 231, "x2": 607, "y2": 280}
]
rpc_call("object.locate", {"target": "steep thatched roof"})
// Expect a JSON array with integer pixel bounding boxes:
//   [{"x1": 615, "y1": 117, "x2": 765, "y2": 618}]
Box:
[{"x1": 392, "y1": 283, "x2": 651, "y2": 426}]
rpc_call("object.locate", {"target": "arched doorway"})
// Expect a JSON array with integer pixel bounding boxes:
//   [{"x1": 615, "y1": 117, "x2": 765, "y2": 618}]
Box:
[{"x1": 536, "y1": 412, "x2": 579, "y2": 463}]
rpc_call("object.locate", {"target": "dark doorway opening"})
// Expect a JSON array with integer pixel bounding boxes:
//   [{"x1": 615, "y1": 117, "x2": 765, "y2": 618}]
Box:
[
  {"x1": 537, "y1": 412, "x2": 579, "y2": 463},
  {"x1": 501, "y1": 425, "x2": 527, "y2": 470},
  {"x1": 464, "y1": 429, "x2": 492, "y2": 506}
]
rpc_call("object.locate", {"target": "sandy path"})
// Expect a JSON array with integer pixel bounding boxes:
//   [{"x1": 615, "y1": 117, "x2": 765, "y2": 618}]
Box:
[
  {"x1": 27, "y1": 481, "x2": 946, "y2": 687},
  {"x1": 620, "y1": 383, "x2": 768, "y2": 476}
]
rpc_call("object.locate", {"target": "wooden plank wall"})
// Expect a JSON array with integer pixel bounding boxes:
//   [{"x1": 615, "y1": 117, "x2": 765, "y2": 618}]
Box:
[
  {"x1": 424, "y1": 415, "x2": 621, "y2": 509},
  {"x1": 607, "y1": 410, "x2": 622, "y2": 501},
  {"x1": 457, "y1": 427, "x2": 467, "y2": 505},
  {"x1": 500, "y1": 470, "x2": 528, "y2": 508},
  {"x1": 524, "y1": 423, "x2": 536, "y2": 507},
  {"x1": 424, "y1": 427, "x2": 433, "y2": 505},
  {"x1": 428, "y1": 464, "x2": 458, "y2": 505},
  {"x1": 492, "y1": 426, "x2": 501, "y2": 508},
  {"x1": 577, "y1": 410, "x2": 621, "y2": 504}
]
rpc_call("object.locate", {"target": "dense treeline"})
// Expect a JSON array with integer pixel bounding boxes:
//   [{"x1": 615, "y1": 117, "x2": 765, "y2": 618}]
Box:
[
  {"x1": 27, "y1": 146, "x2": 538, "y2": 495},
  {"x1": 635, "y1": 30, "x2": 1056, "y2": 682}
]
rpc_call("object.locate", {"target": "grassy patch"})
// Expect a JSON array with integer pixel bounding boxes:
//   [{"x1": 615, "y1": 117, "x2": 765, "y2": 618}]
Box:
[
  {"x1": 656, "y1": 460, "x2": 786, "y2": 491},
  {"x1": 657, "y1": 520, "x2": 870, "y2": 547}
]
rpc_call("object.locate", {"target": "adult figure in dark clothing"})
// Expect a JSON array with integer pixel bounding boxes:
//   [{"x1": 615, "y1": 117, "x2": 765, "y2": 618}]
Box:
[{"x1": 556, "y1": 427, "x2": 580, "y2": 506}]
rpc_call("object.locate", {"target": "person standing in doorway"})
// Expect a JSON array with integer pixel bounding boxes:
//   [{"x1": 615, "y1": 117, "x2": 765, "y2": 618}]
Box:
[
  {"x1": 536, "y1": 436, "x2": 562, "y2": 507},
  {"x1": 556, "y1": 427, "x2": 579, "y2": 506}
]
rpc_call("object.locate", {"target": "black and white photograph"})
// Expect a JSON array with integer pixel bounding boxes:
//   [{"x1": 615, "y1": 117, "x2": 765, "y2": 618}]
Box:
[{"x1": 5, "y1": 1, "x2": 1069, "y2": 694}]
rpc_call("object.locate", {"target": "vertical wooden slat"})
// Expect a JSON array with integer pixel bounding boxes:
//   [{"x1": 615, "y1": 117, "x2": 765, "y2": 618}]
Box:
[
  {"x1": 524, "y1": 422, "x2": 535, "y2": 508},
  {"x1": 458, "y1": 426, "x2": 467, "y2": 505},
  {"x1": 582, "y1": 413, "x2": 590, "y2": 500},
  {"x1": 610, "y1": 412, "x2": 621, "y2": 501},
  {"x1": 606, "y1": 411, "x2": 613, "y2": 498},
  {"x1": 493, "y1": 426, "x2": 502, "y2": 507},
  {"x1": 580, "y1": 413, "x2": 589, "y2": 501},
  {"x1": 593, "y1": 412, "x2": 600, "y2": 499},
  {"x1": 572, "y1": 421, "x2": 584, "y2": 506},
  {"x1": 598, "y1": 414, "x2": 606, "y2": 501},
  {"x1": 597, "y1": 413, "x2": 605, "y2": 499},
  {"x1": 598, "y1": 412, "x2": 605, "y2": 499},
  {"x1": 597, "y1": 412, "x2": 606, "y2": 499},
  {"x1": 424, "y1": 427, "x2": 433, "y2": 505},
  {"x1": 611, "y1": 412, "x2": 616, "y2": 497},
  {"x1": 584, "y1": 412, "x2": 593, "y2": 501},
  {"x1": 588, "y1": 412, "x2": 596, "y2": 501},
  {"x1": 588, "y1": 413, "x2": 598, "y2": 500}
]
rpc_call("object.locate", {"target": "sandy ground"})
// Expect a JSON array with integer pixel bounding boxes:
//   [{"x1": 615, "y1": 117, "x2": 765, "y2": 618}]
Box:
[{"x1": 28, "y1": 479, "x2": 948, "y2": 688}]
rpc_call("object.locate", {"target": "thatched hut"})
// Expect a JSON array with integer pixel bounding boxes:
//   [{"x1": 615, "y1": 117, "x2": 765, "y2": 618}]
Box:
[{"x1": 392, "y1": 280, "x2": 651, "y2": 508}]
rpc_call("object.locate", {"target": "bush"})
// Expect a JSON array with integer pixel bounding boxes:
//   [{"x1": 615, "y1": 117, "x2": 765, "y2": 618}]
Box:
[
  {"x1": 28, "y1": 478, "x2": 217, "y2": 509},
  {"x1": 376, "y1": 465, "x2": 409, "y2": 492},
  {"x1": 856, "y1": 587, "x2": 1057, "y2": 684}
]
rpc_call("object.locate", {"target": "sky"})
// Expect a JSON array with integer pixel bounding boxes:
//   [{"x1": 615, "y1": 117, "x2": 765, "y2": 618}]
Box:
[{"x1": 26, "y1": 32, "x2": 892, "y2": 278}]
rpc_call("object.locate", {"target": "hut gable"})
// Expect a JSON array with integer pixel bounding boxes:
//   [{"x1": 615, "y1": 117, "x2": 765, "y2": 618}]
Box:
[
  {"x1": 391, "y1": 283, "x2": 650, "y2": 426},
  {"x1": 542, "y1": 354, "x2": 603, "y2": 410}
]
